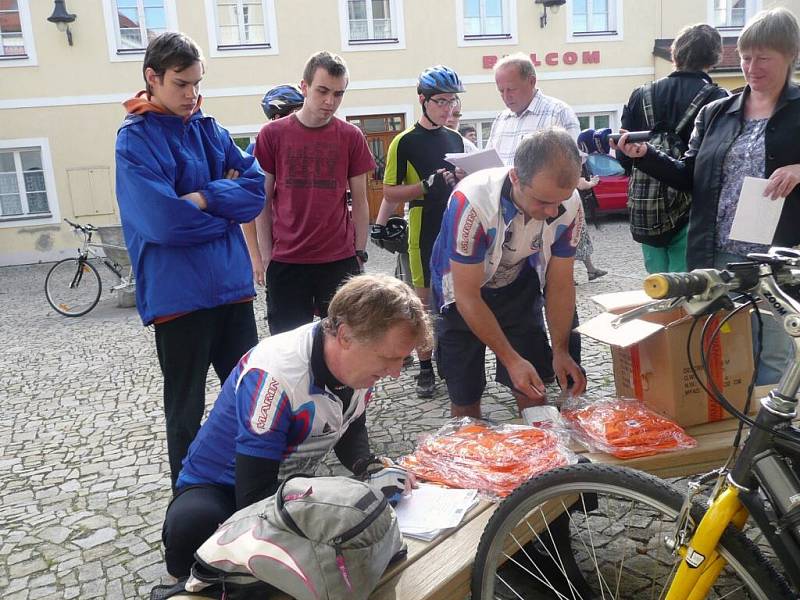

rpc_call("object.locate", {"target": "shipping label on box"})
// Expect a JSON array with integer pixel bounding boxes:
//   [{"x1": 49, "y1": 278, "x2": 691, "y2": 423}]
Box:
[{"x1": 578, "y1": 291, "x2": 754, "y2": 428}]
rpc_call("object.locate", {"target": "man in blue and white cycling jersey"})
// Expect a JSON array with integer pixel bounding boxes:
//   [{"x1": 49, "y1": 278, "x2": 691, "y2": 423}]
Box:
[{"x1": 161, "y1": 274, "x2": 431, "y2": 577}]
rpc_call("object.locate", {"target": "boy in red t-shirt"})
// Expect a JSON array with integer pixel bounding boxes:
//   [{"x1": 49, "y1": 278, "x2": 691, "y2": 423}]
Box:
[{"x1": 253, "y1": 51, "x2": 376, "y2": 334}]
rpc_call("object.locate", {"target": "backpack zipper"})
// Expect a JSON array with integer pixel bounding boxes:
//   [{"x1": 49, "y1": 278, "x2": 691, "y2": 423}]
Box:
[
  {"x1": 331, "y1": 494, "x2": 387, "y2": 590},
  {"x1": 334, "y1": 545, "x2": 353, "y2": 592},
  {"x1": 332, "y1": 494, "x2": 388, "y2": 545}
]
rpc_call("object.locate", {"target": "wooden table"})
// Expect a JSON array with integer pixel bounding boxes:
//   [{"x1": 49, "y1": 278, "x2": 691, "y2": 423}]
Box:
[
  {"x1": 173, "y1": 387, "x2": 774, "y2": 600},
  {"x1": 371, "y1": 385, "x2": 774, "y2": 600}
]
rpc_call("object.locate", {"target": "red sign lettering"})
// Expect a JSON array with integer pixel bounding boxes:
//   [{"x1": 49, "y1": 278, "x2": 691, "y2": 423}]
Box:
[{"x1": 483, "y1": 50, "x2": 601, "y2": 69}]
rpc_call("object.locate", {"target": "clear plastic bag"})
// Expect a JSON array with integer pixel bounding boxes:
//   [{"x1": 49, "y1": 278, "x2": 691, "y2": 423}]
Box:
[
  {"x1": 562, "y1": 396, "x2": 697, "y2": 459},
  {"x1": 399, "y1": 417, "x2": 578, "y2": 497}
]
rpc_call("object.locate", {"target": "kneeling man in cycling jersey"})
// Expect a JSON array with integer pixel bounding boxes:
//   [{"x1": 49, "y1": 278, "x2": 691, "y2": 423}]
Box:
[{"x1": 161, "y1": 274, "x2": 430, "y2": 577}]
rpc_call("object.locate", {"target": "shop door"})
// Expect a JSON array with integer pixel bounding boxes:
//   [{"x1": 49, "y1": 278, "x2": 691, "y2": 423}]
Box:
[{"x1": 347, "y1": 114, "x2": 405, "y2": 222}]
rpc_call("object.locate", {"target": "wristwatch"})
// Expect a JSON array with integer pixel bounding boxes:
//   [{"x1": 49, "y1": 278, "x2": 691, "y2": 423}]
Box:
[{"x1": 355, "y1": 250, "x2": 369, "y2": 263}]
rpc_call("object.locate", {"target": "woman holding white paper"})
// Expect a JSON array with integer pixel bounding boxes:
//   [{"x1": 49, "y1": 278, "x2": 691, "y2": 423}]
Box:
[{"x1": 614, "y1": 7, "x2": 800, "y2": 384}]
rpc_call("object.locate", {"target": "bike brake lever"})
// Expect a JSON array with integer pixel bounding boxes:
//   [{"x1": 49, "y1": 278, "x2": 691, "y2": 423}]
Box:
[{"x1": 611, "y1": 298, "x2": 682, "y2": 328}]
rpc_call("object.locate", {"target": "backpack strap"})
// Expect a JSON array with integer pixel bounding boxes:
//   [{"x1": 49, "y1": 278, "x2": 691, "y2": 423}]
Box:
[
  {"x1": 641, "y1": 82, "x2": 656, "y2": 129},
  {"x1": 275, "y1": 474, "x2": 312, "y2": 538},
  {"x1": 675, "y1": 83, "x2": 717, "y2": 136}
]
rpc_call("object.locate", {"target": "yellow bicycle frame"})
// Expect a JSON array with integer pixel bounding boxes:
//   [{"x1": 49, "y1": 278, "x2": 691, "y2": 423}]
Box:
[{"x1": 665, "y1": 484, "x2": 751, "y2": 600}]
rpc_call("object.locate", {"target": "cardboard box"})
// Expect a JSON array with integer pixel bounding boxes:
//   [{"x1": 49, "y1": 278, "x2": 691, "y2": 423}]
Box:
[{"x1": 577, "y1": 290, "x2": 754, "y2": 428}]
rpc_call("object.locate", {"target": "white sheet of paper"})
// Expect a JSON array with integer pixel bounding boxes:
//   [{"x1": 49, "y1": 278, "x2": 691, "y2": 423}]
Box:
[
  {"x1": 728, "y1": 176, "x2": 785, "y2": 245},
  {"x1": 393, "y1": 484, "x2": 478, "y2": 539},
  {"x1": 444, "y1": 148, "x2": 504, "y2": 174}
]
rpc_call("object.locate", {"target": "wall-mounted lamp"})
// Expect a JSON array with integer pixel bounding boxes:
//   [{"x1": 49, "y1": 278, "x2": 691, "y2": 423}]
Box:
[
  {"x1": 47, "y1": 0, "x2": 77, "y2": 46},
  {"x1": 535, "y1": 0, "x2": 566, "y2": 28}
]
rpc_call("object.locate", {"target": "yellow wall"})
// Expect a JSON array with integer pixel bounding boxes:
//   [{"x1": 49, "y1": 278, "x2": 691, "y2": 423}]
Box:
[{"x1": 1, "y1": 0, "x2": 798, "y2": 264}]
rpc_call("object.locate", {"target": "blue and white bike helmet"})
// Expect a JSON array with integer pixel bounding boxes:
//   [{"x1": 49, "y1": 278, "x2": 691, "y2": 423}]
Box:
[
  {"x1": 417, "y1": 65, "x2": 466, "y2": 96},
  {"x1": 261, "y1": 84, "x2": 304, "y2": 120}
]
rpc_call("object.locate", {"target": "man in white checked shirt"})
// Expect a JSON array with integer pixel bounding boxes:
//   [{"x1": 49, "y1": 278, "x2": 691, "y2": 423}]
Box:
[{"x1": 486, "y1": 53, "x2": 580, "y2": 165}]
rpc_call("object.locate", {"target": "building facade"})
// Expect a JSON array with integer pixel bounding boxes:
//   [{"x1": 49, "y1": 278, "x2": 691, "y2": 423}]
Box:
[{"x1": 0, "y1": 0, "x2": 796, "y2": 265}]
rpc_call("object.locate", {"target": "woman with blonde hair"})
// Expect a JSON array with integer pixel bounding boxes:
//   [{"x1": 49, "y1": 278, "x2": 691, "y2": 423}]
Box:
[{"x1": 615, "y1": 7, "x2": 800, "y2": 384}]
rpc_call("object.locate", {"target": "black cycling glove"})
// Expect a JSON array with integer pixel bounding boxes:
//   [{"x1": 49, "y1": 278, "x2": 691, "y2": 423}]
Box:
[
  {"x1": 422, "y1": 171, "x2": 453, "y2": 200},
  {"x1": 370, "y1": 223, "x2": 387, "y2": 249}
]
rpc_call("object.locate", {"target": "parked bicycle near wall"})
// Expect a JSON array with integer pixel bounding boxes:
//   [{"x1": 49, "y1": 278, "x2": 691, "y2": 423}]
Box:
[
  {"x1": 471, "y1": 246, "x2": 800, "y2": 599},
  {"x1": 45, "y1": 219, "x2": 135, "y2": 317}
]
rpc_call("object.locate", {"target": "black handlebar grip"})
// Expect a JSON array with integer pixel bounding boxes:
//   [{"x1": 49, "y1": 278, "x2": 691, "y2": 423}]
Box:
[
  {"x1": 608, "y1": 131, "x2": 651, "y2": 144},
  {"x1": 644, "y1": 272, "x2": 709, "y2": 299}
]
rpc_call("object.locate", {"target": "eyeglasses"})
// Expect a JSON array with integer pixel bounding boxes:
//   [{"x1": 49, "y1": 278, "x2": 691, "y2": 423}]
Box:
[
  {"x1": 452, "y1": 112, "x2": 462, "y2": 118},
  {"x1": 428, "y1": 98, "x2": 460, "y2": 108}
]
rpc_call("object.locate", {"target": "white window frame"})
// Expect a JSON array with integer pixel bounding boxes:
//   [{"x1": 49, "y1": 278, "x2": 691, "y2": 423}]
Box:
[
  {"x1": 460, "y1": 111, "x2": 501, "y2": 149},
  {"x1": 707, "y1": 0, "x2": 761, "y2": 37},
  {"x1": 566, "y1": 0, "x2": 623, "y2": 43},
  {"x1": 204, "y1": 0, "x2": 279, "y2": 57},
  {"x1": 101, "y1": 0, "x2": 179, "y2": 63},
  {"x1": 0, "y1": 138, "x2": 59, "y2": 228},
  {"x1": 456, "y1": 0, "x2": 517, "y2": 48},
  {"x1": 227, "y1": 125, "x2": 262, "y2": 153},
  {"x1": 0, "y1": 0, "x2": 37, "y2": 68},
  {"x1": 338, "y1": 0, "x2": 406, "y2": 52},
  {"x1": 573, "y1": 105, "x2": 622, "y2": 132}
]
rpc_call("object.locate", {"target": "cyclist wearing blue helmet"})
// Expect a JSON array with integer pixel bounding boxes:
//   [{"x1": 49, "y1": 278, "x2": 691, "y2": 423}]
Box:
[
  {"x1": 370, "y1": 65, "x2": 470, "y2": 398},
  {"x1": 261, "y1": 84, "x2": 304, "y2": 121},
  {"x1": 243, "y1": 84, "x2": 305, "y2": 284}
]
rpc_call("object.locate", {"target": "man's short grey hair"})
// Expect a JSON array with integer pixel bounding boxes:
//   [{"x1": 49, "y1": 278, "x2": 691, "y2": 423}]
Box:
[
  {"x1": 494, "y1": 52, "x2": 536, "y2": 80},
  {"x1": 513, "y1": 128, "x2": 581, "y2": 188}
]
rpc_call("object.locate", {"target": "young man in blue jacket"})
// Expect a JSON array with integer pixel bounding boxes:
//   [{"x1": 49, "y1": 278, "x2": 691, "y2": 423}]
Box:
[{"x1": 115, "y1": 32, "x2": 266, "y2": 489}]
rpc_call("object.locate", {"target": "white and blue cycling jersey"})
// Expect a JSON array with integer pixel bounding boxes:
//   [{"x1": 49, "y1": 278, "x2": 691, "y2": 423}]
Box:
[{"x1": 176, "y1": 322, "x2": 372, "y2": 489}]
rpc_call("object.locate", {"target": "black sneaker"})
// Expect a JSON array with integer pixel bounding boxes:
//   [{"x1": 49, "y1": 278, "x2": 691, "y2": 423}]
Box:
[{"x1": 416, "y1": 368, "x2": 436, "y2": 398}]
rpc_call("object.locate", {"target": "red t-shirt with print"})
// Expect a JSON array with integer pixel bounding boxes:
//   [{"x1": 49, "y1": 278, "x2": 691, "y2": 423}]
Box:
[{"x1": 255, "y1": 115, "x2": 376, "y2": 264}]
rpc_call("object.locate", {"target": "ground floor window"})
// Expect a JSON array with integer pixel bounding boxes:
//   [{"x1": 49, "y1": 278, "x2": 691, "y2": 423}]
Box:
[
  {"x1": 232, "y1": 134, "x2": 257, "y2": 153},
  {"x1": 460, "y1": 118, "x2": 495, "y2": 148},
  {"x1": 577, "y1": 112, "x2": 614, "y2": 132},
  {"x1": 0, "y1": 147, "x2": 50, "y2": 220}
]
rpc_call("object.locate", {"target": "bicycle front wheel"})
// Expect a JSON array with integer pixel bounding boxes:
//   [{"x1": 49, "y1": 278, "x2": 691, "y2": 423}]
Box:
[
  {"x1": 471, "y1": 463, "x2": 793, "y2": 600},
  {"x1": 45, "y1": 258, "x2": 102, "y2": 317}
]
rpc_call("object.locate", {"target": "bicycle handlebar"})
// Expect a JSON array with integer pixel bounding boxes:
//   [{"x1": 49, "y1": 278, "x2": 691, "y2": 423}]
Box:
[
  {"x1": 64, "y1": 218, "x2": 97, "y2": 233},
  {"x1": 644, "y1": 272, "x2": 711, "y2": 299}
]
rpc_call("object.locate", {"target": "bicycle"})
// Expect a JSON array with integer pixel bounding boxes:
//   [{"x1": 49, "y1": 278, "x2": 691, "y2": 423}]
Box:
[
  {"x1": 471, "y1": 246, "x2": 800, "y2": 599},
  {"x1": 45, "y1": 218, "x2": 135, "y2": 317}
]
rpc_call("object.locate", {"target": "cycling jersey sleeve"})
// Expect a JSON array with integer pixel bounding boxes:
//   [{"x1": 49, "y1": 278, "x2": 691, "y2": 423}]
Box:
[
  {"x1": 550, "y1": 205, "x2": 582, "y2": 259},
  {"x1": 383, "y1": 132, "x2": 404, "y2": 186},
  {"x1": 333, "y1": 412, "x2": 371, "y2": 473},
  {"x1": 235, "y1": 367, "x2": 295, "y2": 461},
  {"x1": 444, "y1": 191, "x2": 488, "y2": 264}
]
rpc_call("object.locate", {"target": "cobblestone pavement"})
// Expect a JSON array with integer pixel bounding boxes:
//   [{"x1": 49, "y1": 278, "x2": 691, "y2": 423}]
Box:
[{"x1": 1, "y1": 217, "x2": 647, "y2": 598}]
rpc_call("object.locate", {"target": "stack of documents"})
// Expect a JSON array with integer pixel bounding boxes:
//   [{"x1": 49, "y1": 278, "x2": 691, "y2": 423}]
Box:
[
  {"x1": 393, "y1": 484, "x2": 478, "y2": 541},
  {"x1": 444, "y1": 148, "x2": 504, "y2": 174}
]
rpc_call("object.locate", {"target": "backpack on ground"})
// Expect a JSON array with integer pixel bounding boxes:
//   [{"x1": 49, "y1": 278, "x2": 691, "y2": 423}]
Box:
[
  {"x1": 627, "y1": 81, "x2": 717, "y2": 246},
  {"x1": 182, "y1": 475, "x2": 405, "y2": 600}
]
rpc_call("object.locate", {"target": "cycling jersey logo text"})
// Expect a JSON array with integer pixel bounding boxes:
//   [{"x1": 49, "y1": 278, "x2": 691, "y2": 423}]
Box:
[
  {"x1": 459, "y1": 209, "x2": 478, "y2": 255},
  {"x1": 253, "y1": 376, "x2": 281, "y2": 433}
]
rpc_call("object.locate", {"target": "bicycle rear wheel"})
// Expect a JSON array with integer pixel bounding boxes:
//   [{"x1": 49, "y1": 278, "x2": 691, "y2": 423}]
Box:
[
  {"x1": 471, "y1": 463, "x2": 793, "y2": 600},
  {"x1": 45, "y1": 258, "x2": 102, "y2": 317}
]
